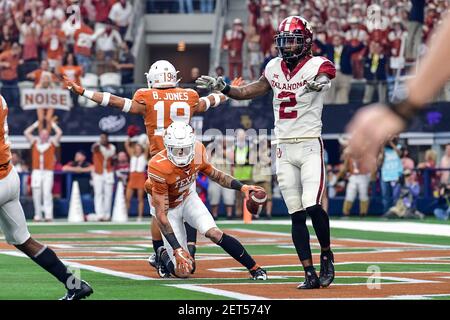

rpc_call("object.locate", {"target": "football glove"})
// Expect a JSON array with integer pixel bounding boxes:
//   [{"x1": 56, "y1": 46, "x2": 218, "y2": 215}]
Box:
[{"x1": 195, "y1": 75, "x2": 227, "y2": 92}]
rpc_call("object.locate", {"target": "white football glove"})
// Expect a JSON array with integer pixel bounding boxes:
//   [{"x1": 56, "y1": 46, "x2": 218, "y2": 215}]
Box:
[
  {"x1": 305, "y1": 80, "x2": 327, "y2": 92},
  {"x1": 195, "y1": 75, "x2": 227, "y2": 92}
]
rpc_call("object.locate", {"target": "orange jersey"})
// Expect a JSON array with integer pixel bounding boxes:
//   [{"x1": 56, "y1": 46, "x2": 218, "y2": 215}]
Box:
[
  {"x1": 31, "y1": 140, "x2": 57, "y2": 170},
  {"x1": 0, "y1": 96, "x2": 12, "y2": 179},
  {"x1": 58, "y1": 65, "x2": 83, "y2": 86},
  {"x1": 132, "y1": 87, "x2": 200, "y2": 157},
  {"x1": 147, "y1": 141, "x2": 213, "y2": 208}
]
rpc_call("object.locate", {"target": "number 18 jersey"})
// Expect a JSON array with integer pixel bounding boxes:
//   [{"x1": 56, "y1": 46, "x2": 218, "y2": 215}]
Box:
[
  {"x1": 132, "y1": 87, "x2": 200, "y2": 157},
  {"x1": 264, "y1": 56, "x2": 335, "y2": 140}
]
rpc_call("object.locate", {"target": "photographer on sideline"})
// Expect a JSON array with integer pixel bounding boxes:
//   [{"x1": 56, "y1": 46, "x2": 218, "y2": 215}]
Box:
[{"x1": 433, "y1": 183, "x2": 450, "y2": 221}]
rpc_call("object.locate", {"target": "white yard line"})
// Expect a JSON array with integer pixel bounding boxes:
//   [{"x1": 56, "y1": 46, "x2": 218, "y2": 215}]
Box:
[{"x1": 167, "y1": 284, "x2": 268, "y2": 300}]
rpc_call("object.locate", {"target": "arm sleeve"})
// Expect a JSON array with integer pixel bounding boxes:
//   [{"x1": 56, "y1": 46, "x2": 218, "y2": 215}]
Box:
[{"x1": 317, "y1": 59, "x2": 336, "y2": 80}]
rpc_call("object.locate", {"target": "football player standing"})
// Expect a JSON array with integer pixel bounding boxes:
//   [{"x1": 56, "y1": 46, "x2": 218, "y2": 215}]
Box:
[{"x1": 196, "y1": 16, "x2": 336, "y2": 289}]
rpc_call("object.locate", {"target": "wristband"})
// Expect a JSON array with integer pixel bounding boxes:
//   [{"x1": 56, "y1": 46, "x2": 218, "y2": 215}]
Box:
[
  {"x1": 122, "y1": 98, "x2": 132, "y2": 113},
  {"x1": 165, "y1": 232, "x2": 181, "y2": 250},
  {"x1": 100, "y1": 92, "x2": 111, "y2": 107},
  {"x1": 221, "y1": 84, "x2": 231, "y2": 95},
  {"x1": 230, "y1": 179, "x2": 244, "y2": 191},
  {"x1": 387, "y1": 99, "x2": 422, "y2": 127},
  {"x1": 82, "y1": 89, "x2": 94, "y2": 99},
  {"x1": 200, "y1": 97, "x2": 211, "y2": 110},
  {"x1": 211, "y1": 93, "x2": 221, "y2": 107}
]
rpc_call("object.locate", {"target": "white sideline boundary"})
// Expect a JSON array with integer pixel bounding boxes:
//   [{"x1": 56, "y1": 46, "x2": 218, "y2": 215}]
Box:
[{"x1": 167, "y1": 284, "x2": 268, "y2": 300}]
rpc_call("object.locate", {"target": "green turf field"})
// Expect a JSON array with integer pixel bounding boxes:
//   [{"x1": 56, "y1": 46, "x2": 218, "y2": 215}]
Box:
[{"x1": 1, "y1": 218, "x2": 450, "y2": 300}]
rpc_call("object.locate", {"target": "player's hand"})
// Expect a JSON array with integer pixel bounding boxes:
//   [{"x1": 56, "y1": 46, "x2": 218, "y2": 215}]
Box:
[
  {"x1": 62, "y1": 75, "x2": 84, "y2": 95},
  {"x1": 241, "y1": 184, "x2": 264, "y2": 198},
  {"x1": 306, "y1": 80, "x2": 326, "y2": 92},
  {"x1": 195, "y1": 75, "x2": 227, "y2": 92},
  {"x1": 174, "y1": 248, "x2": 194, "y2": 276},
  {"x1": 345, "y1": 104, "x2": 406, "y2": 174}
]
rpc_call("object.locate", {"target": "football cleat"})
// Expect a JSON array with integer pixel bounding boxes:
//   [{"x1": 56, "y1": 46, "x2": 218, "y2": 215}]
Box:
[
  {"x1": 60, "y1": 280, "x2": 93, "y2": 300},
  {"x1": 319, "y1": 250, "x2": 335, "y2": 288},
  {"x1": 148, "y1": 253, "x2": 157, "y2": 269},
  {"x1": 250, "y1": 267, "x2": 268, "y2": 280},
  {"x1": 156, "y1": 247, "x2": 171, "y2": 278},
  {"x1": 298, "y1": 269, "x2": 320, "y2": 289}
]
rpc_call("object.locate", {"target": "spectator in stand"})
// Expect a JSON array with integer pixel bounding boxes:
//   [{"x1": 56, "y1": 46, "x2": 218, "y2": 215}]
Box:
[
  {"x1": 112, "y1": 42, "x2": 135, "y2": 85},
  {"x1": 345, "y1": 16, "x2": 367, "y2": 79},
  {"x1": 93, "y1": 0, "x2": 113, "y2": 31},
  {"x1": 257, "y1": 6, "x2": 275, "y2": 56},
  {"x1": 363, "y1": 41, "x2": 388, "y2": 104},
  {"x1": 91, "y1": 133, "x2": 116, "y2": 221},
  {"x1": 247, "y1": 25, "x2": 261, "y2": 80},
  {"x1": 405, "y1": 0, "x2": 425, "y2": 61},
  {"x1": 108, "y1": 0, "x2": 133, "y2": 39},
  {"x1": 14, "y1": 9, "x2": 41, "y2": 76},
  {"x1": 74, "y1": 18, "x2": 95, "y2": 74},
  {"x1": 43, "y1": 0, "x2": 65, "y2": 23},
  {"x1": 11, "y1": 151, "x2": 27, "y2": 173},
  {"x1": 0, "y1": 42, "x2": 21, "y2": 108},
  {"x1": 315, "y1": 34, "x2": 365, "y2": 104},
  {"x1": 379, "y1": 136, "x2": 403, "y2": 214},
  {"x1": 222, "y1": 18, "x2": 245, "y2": 79},
  {"x1": 208, "y1": 140, "x2": 235, "y2": 220},
  {"x1": 58, "y1": 52, "x2": 83, "y2": 108},
  {"x1": 0, "y1": 21, "x2": 19, "y2": 52},
  {"x1": 418, "y1": 149, "x2": 439, "y2": 195},
  {"x1": 115, "y1": 150, "x2": 129, "y2": 185},
  {"x1": 41, "y1": 19, "x2": 66, "y2": 71},
  {"x1": 400, "y1": 146, "x2": 416, "y2": 171},
  {"x1": 124, "y1": 136, "x2": 147, "y2": 222},
  {"x1": 200, "y1": 0, "x2": 214, "y2": 14},
  {"x1": 366, "y1": 4, "x2": 390, "y2": 46},
  {"x1": 95, "y1": 21, "x2": 123, "y2": 74},
  {"x1": 215, "y1": 66, "x2": 230, "y2": 85},
  {"x1": 388, "y1": 17, "x2": 407, "y2": 58},
  {"x1": 433, "y1": 183, "x2": 450, "y2": 221},
  {"x1": 178, "y1": 0, "x2": 193, "y2": 14},
  {"x1": 270, "y1": 0, "x2": 281, "y2": 30},
  {"x1": 440, "y1": 144, "x2": 450, "y2": 185},
  {"x1": 27, "y1": 59, "x2": 58, "y2": 86},
  {"x1": 62, "y1": 150, "x2": 93, "y2": 212},
  {"x1": 384, "y1": 169, "x2": 424, "y2": 219},
  {"x1": 24, "y1": 118, "x2": 63, "y2": 222},
  {"x1": 247, "y1": 0, "x2": 260, "y2": 29}
]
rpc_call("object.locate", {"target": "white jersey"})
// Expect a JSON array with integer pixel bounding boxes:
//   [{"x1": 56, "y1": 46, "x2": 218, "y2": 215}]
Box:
[{"x1": 264, "y1": 56, "x2": 335, "y2": 140}]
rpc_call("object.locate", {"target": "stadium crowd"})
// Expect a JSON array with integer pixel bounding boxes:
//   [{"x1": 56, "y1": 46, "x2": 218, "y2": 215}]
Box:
[
  {"x1": 0, "y1": 0, "x2": 134, "y2": 108},
  {"x1": 220, "y1": 0, "x2": 450, "y2": 104}
]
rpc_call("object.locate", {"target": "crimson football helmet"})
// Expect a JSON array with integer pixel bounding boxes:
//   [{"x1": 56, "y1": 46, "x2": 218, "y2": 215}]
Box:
[{"x1": 275, "y1": 16, "x2": 313, "y2": 62}]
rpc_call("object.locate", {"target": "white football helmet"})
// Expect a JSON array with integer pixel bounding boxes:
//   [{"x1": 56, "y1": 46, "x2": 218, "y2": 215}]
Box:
[
  {"x1": 164, "y1": 121, "x2": 196, "y2": 167},
  {"x1": 145, "y1": 60, "x2": 179, "y2": 89}
]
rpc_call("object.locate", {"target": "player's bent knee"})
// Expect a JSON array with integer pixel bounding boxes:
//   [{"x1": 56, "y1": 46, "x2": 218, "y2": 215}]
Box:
[
  {"x1": 291, "y1": 211, "x2": 307, "y2": 225},
  {"x1": 205, "y1": 227, "x2": 223, "y2": 243}
]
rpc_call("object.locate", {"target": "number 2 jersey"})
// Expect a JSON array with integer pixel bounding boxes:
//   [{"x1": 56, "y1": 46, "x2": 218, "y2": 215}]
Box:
[
  {"x1": 264, "y1": 56, "x2": 336, "y2": 140},
  {"x1": 132, "y1": 87, "x2": 200, "y2": 157}
]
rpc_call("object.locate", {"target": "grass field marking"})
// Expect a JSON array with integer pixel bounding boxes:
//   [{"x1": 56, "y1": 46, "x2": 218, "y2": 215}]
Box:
[
  {"x1": 61, "y1": 260, "x2": 156, "y2": 280},
  {"x1": 167, "y1": 284, "x2": 268, "y2": 300},
  {"x1": 335, "y1": 237, "x2": 450, "y2": 249},
  {"x1": 402, "y1": 256, "x2": 450, "y2": 262}
]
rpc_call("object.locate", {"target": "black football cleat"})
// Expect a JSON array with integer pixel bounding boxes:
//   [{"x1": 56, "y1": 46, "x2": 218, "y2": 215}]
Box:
[
  {"x1": 60, "y1": 280, "x2": 93, "y2": 300},
  {"x1": 319, "y1": 250, "x2": 335, "y2": 288},
  {"x1": 156, "y1": 247, "x2": 171, "y2": 278},
  {"x1": 148, "y1": 253, "x2": 157, "y2": 269},
  {"x1": 298, "y1": 269, "x2": 320, "y2": 289},
  {"x1": 250, "y1": 267, "x2": 268, "y2": 280}
]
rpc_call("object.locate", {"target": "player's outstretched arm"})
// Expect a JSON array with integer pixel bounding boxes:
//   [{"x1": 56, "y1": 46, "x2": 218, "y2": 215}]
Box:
[
  {"x1": 196, "y1": 75, "x2": 271, "y2": 100},
  {"x1": 195, "y1": 92, "x2": 228, "y2": 113},
  {"x1": 62, "y1": 76, "x2": 146, "y2": 115},
  {"x1": 205, "y1": 166, "x2": 263, "y2": 197}
]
